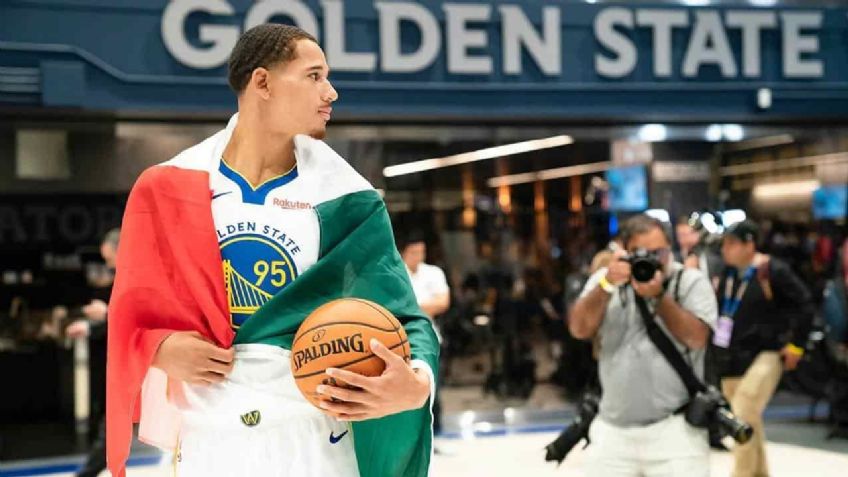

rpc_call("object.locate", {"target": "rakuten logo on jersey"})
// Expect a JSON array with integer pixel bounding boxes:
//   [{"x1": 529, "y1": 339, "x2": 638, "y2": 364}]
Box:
[{"x1": 272, "y1": 198, "x2": 313, "y2": 210}]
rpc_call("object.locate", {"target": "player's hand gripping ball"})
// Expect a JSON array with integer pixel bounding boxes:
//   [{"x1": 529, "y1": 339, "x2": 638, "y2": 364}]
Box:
[{"x1": 291, "y1": 298, "x2": 410, "y2": 408}]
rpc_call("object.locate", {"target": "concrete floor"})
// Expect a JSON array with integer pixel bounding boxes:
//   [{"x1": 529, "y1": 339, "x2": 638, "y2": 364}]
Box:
[
  {"x1": 10, "y1": 425, "x2": 844, "y2": 477},
  {"x1": 4, "y1": 343, "x2": 847, "y2": 476},
  {"x1": 3, "y1": 418, "x2": 846, "y2": 477}
]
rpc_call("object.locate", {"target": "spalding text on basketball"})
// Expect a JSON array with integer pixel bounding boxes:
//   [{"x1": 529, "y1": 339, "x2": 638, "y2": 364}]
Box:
[{"x1": 293, "y1": 333, "x2": 366, "y2": 371}]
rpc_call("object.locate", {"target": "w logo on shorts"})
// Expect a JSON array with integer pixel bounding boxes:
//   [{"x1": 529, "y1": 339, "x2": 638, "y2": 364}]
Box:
[{"x1": 240, "y1": 410, "x2": 262, "y2": 427}]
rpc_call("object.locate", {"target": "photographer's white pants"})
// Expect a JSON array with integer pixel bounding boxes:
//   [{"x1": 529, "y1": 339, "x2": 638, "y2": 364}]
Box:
[{"x1": 585, "y1": 414, "x2": 709, "y2": 477}]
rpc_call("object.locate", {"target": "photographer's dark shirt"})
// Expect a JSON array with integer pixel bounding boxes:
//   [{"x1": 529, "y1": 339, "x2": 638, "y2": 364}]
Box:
[{"x1": 715, "y1": 257, "x2": 813, "y2": 378}]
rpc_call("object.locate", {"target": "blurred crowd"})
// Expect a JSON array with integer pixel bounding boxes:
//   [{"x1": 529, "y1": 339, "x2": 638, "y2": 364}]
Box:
[
  {"x1": 410, "y1": 212, "x2": 848, "y2": 475},
  {"x1": 423, "y1": 215, "x2": 848, "y2": 434}
]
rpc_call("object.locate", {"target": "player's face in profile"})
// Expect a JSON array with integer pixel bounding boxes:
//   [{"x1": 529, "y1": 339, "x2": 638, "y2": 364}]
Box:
[{"x1": 265, "y1": 40, "x2": 338, "y2": 139}]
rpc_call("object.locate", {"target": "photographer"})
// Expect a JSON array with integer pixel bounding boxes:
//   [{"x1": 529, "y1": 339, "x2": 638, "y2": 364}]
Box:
[
  {"x1": 716, "y1": 220, "x2": 814, "y2": 477},
  {"x1": 569, "y1": 214, "x2": 718, "y2": 476}
]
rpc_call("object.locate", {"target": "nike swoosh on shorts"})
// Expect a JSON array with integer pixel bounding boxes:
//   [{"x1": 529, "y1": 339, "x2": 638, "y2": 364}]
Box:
[{"x1": 329, "y1": 430, "x2": 349, "y2": 444}]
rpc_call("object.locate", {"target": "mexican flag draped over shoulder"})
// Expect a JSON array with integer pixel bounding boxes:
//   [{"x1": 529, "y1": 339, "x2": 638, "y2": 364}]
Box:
[{"x1": 106, "y1": 114, "x2": 439, "y2": 477}]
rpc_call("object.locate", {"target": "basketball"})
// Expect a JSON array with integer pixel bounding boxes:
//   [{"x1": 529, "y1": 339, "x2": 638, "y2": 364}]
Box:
[{"x1": 291, "y1": 298, "x2": 410, "y2": 408}]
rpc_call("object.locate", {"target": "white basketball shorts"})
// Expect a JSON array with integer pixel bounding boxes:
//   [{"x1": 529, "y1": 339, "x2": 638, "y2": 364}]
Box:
[{"x1": 173, "y1": 344, "x2": 360, "y2": 477}]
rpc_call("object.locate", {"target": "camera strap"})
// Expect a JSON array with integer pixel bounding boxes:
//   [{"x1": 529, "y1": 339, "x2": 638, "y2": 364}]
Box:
[{"x1": 634, "y1": 270, "x2": 706, "y2": 398}]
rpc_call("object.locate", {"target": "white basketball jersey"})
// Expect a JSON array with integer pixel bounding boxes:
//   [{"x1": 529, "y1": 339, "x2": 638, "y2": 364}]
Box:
[
  {"x1": 211, "y1": 159, "x2": 320, "y2": 329},
  {"x1": 179, "y1": 162, "x2": 359, "y2": 477}
]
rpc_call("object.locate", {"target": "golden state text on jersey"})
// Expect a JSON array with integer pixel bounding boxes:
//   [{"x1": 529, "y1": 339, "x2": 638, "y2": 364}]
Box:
[{"x1": 211, "y1": 160, "x2": 320, "y2": 329}]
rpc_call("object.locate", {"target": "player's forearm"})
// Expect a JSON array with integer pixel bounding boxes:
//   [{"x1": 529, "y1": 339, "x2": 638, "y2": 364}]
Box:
[{"x1": 401, "y1": 318, "x2": 440, "y2": 405}]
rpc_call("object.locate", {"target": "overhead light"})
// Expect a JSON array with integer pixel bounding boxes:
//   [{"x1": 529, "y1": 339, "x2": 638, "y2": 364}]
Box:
[
  {"x1": 757, "y1": 87, "x2": 772, "y2": 109},
  {"x1": 487, "y1": 161, "x2": 612, "y2": 188},
  {"x1": 462, "y1": 207, "x2": 477, "y2": 229},
  {"x1": 704, "y1": 124, "x2": 746, "y2": 142},
  {"x1": 705, "y1": 125, "x2": 723, "y2": 142},
  {"x1": 637, "y1": 124, "x2": 667, "y2": 143},
  {"x1": 752, "y1": 180, "x2": 820, "y2": 199},
  {"x1": 682, "y1": 0, "x2": 710, "y2": 6},
  {"x1": 722, "y1": 124, "x2": 745, "y2": 142},
  {"x1": 750, "y1": 0, "x2": 778, "y2": 7},
  {"x1": 382, "y1": 135, "x2": 574, "y2": 177},
  {"x1": 646, "y1": 209, "x2": 671, "y2": 223}
]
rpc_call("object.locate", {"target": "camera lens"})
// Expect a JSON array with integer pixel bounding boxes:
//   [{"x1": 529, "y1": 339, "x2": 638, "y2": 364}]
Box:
[
  {"x1": 626, "y1": 250, "x2": 661, "y2": 282},
  {"x1": 544, "y1": 423, "x2": 584, "y2": 464},
  {"x1": 632, "y1": 261, "x2": 657, "y2": 282},
  {"x1": 716, "y1": 407, "x2": 754, "y2": 444}
]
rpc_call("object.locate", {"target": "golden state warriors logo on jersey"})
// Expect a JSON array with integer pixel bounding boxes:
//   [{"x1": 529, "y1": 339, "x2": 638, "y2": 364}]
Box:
[{"x1": 219, "y1": 227, "x2": 299, "y2": 328}]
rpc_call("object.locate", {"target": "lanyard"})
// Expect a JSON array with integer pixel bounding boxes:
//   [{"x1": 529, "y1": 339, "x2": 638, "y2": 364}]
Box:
[{"x1": 721, "y1": 266, "x2": 756, "y2": 318}]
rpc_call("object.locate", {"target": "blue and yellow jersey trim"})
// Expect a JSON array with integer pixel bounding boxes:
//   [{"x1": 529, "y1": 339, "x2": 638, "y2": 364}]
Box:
[{"x1": 219, "y1": 159, "x2": 298, "y2": 205}]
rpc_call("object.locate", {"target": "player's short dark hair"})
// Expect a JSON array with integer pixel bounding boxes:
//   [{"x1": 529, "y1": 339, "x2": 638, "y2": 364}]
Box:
[{"x1": 227, "y1": 24, "x2": 318, "y2": 94}]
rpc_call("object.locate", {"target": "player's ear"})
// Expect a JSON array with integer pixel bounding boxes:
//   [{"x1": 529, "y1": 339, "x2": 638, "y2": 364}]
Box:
[{"x1": 249, "y1": 67, "x2": 272, "y2": 100}]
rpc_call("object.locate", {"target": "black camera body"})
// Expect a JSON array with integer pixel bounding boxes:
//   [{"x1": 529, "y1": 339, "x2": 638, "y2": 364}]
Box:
[
  {"x1": 685, "y1": 385, "x2": 753, "y2": 444},
  {"x1": 544, "y1": 391, "x2": 600, "y2": 465},
  {"x1": 622, "y1": 248, "x2": 662, "y2": 282}
]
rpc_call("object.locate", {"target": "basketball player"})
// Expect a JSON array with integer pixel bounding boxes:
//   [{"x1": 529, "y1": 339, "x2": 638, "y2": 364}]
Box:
[{"x1": 106, "y1": 25, "x2": 438, "y2": 477}]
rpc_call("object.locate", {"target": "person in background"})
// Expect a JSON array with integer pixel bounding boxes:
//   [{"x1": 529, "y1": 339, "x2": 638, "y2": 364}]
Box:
[
  {"x1": 65, "y1": 228, "x2": 120, "y2": 477},
  {"x1": 716, "y1": 220, "x2": 814, "y2": 477},
  {"x1": 675, "y1": 215, "x2": 724, "y2": 290},
  {"x1": 401, "y1": 232, "x2": 450, "y2": 325},
  {"x1": 675, "y1": 215, "x2": 702, "y2": 268},
  {"x1": 400, "y1": 231, "x2": 451, "y2": 451},
  {"x1": 66, "y1": 229, "x2": 120, "y2": 339}
]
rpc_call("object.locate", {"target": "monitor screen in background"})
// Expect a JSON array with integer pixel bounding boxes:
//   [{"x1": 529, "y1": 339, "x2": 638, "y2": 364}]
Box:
[
  {"x1": 606, "y1": 165, "x2": 648, "y2": 212},
  {"x1": 812, "y1": 185, "x2": 847, "y2": 219}
]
